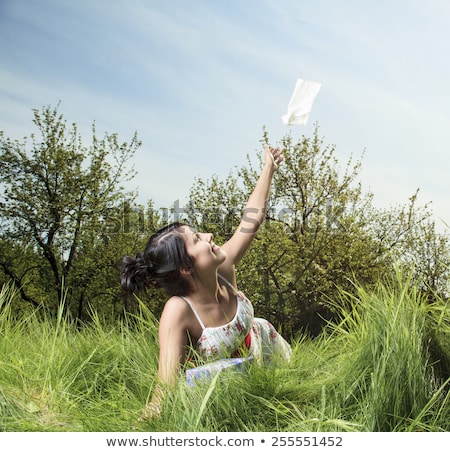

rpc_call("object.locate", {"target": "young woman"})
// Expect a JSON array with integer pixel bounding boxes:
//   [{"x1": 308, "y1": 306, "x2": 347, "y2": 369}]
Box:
[{"x1": 121, "y1": 145, "x2": 291, "y2": 417}]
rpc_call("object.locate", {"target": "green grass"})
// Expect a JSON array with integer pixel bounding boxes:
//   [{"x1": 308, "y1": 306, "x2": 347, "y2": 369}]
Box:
[{"x1": 0, "y1": 274, "x2": 448, "y2": 432}]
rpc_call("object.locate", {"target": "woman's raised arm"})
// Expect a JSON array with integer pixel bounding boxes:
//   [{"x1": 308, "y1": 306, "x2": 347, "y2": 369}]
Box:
[{"x1": 221, "y1": 146, "x2": 283, "y2": 269}]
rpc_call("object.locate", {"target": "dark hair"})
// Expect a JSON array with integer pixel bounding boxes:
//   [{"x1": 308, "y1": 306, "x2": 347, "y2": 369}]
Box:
[{"x1": 120, "y1": 222, "x2": 194, "y2": 296}]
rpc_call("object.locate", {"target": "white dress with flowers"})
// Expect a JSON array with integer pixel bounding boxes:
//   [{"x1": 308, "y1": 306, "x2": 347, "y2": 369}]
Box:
[{"x1": 182, "y1": 276, "x2": 292, "y2": 364}]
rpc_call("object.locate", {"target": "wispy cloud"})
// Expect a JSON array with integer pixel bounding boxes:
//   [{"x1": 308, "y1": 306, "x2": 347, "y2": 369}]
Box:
[{"x1": 1, "y1": 0, "x2": 449, "y2": 228}]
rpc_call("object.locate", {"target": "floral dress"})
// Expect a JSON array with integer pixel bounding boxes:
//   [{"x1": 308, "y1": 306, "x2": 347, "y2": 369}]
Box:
[{"x1": 182, "y1": 276, "x2": 292, "y2": 364}]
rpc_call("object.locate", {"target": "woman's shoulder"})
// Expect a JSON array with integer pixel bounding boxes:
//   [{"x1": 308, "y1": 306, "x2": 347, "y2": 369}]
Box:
[
  {"x1": 159, "y1": 295, "x2": 203, "y2": 341},
  {"x1": 160, "y1": 295, "x2": 192, "y2": 326}
]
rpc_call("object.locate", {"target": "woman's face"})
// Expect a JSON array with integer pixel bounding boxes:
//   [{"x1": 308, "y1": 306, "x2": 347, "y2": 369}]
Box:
[{"x1": 183, "y1": 227, "x2": 226, "y2": 273}]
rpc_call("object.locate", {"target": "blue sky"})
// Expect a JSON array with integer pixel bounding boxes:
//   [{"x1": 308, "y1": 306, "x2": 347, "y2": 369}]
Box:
[{"x1": 1, "y1": 0, "x2": 449, "y2": 230}]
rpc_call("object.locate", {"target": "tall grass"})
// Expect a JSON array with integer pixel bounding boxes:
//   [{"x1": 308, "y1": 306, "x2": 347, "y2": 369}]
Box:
[{"x1": 0, "y1": 274, "x2": 448, "y2": 432}]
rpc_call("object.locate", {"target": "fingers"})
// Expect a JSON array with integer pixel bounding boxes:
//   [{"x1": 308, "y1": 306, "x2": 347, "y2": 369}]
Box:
[
  {"x1": 137, "y1": 402, "x2": 161, "y2": 421},
  {"x1": 266, "y1": 145, "x2": 284, "y2": 169}
]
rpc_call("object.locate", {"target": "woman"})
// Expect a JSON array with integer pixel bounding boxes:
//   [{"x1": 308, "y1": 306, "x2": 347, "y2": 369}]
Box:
[{"x1": 121, "y1": 145, "x2": 291, "y2": 417}]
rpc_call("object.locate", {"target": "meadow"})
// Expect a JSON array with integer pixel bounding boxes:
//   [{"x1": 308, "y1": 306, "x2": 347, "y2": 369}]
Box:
[{"x1": 0, "y1": 273, "x2": 448, "y2": 432}]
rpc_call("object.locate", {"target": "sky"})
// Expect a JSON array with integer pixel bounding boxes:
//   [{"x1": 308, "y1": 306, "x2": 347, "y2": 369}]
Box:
[{"x1": 1, "y1": 0, "x2": 449, "y2": 231}]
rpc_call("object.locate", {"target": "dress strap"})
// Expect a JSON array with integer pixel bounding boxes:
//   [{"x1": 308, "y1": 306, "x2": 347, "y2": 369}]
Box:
[
  {"x1": 218, "y1": 274, "x2": 238, "y2": 294},
  {"x1": 181, "y1": 296, "x2": 206, "y2": 330}
]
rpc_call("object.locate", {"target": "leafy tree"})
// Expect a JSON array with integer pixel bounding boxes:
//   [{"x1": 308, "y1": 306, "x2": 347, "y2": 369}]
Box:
[
  {"x1": 371, "y1": 192, "x2": 450, "y2": 300},
  {"x1": 0, "y1": 237, "x2": 44, "y2": 311},
  {"x1": 238, "y1": 128, "x2": 389, "y2": 334},
  {"x1": 0, "y1": 105, "x2": 140, "y2": 318}
]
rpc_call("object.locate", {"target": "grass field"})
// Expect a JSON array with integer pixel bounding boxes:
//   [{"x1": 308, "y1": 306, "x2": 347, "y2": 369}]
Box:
[{"x1": 0, "y1": 273, "x2": 448, "y2": 432}]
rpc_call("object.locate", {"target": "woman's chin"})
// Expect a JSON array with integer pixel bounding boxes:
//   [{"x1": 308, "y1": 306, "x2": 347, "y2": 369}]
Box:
[{"x1": 214, "y1": 246, "x2": 227, "y2": 262}]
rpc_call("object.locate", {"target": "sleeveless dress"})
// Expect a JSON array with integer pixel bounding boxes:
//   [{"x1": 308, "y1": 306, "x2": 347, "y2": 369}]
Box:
[{"x1": 182, "y1": 275, "x2": 292, "y2": 365}]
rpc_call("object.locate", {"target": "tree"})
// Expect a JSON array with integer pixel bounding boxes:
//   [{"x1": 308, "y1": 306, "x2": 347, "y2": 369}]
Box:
[
  {"x1": 0, "y1": 105, "x2": 140, "y2": 318},
  {"x1": 371, "y1": 192, "x2": 450, "y2": 300},
  {"x1": 238, "y1": 127, "x2": 389, "y2": 334}
]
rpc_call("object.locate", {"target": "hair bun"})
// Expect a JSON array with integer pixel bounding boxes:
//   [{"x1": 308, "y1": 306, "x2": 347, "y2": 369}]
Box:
[{"x1": 120, "y1": 252, "x2": 152, "y2": 294}]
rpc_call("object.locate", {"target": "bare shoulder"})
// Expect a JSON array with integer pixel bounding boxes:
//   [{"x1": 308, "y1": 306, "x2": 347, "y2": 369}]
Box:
[
  {"x1": 160, "y1": 296, "x2": 191, "y2": 327},
  {"x1": 159, "y1": 295, "x2": 201, "y2": 343}
]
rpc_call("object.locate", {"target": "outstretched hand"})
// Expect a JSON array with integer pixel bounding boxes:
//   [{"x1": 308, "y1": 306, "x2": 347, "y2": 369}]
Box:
[
  {"x1": 132, "y1": 385, "x2": 164, "y2": 428},
  {"x1": 138, "y1": 401, "x2": 161, "y2": 420},
  {"x1": 131, "y1": 401, "x2": 161, "y2": 430},
  {"x1": 265, "y1": 145, "x2": 284, "y2": 170}
]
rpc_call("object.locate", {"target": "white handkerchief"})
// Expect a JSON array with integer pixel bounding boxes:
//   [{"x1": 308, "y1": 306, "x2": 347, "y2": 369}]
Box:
[{"x1": 282, "y1": 78, "x2": 322, "y2": 125}]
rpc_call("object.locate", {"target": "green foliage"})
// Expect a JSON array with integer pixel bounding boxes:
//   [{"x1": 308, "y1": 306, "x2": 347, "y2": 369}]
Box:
[
  {"x1": 0, "y1": 105, "x2": 142, "y2": 319},
  {"x1": 0, "y1": 276, "x2": 448, "y2": 432}
]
